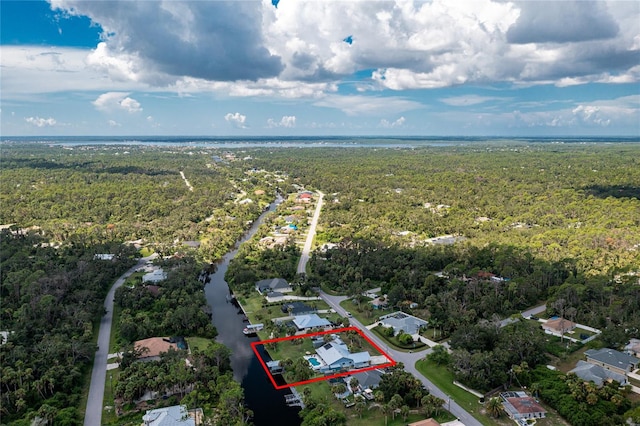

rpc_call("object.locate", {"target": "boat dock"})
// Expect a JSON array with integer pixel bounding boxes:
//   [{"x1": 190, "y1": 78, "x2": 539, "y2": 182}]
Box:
[{"x1": 285, "y1": 387, "x2": 305, "y2": 408}]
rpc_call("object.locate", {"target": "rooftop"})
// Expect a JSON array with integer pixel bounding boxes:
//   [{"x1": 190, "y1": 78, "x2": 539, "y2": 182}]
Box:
[
  {"x1": 135, "y1": 337, "x2": 178, "y2": 359},
  {"x1": 293, "y1": 314, "x2": 331, "y2": 329},
  {"x1": 585, "y1": 347, "x2": 640, "y2": 370}
]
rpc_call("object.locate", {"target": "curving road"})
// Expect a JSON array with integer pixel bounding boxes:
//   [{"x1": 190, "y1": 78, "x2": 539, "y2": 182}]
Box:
[
  {"x1": 297, "y1": 191, "x2": 324, "y2": 274},
  {"x1": 84, "y1": 254, "x2": 156, "y2": 426},
  {"x1": 319, "y1": 290, "x2": 482, "y2": 426}
]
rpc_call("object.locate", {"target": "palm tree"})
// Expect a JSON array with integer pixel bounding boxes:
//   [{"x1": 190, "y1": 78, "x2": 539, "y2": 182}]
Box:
[
  {"x1": 401, "y1": 405, "x2": 410, "y2": 421},
  {"x1": 374, "y1": 390, "x2": 385, "y2": 405},
  {"x1": 486, "y1": 397, "x2": 503, "y2": 418},
  {"x1": 355, "y1": 400, "x2": 366, "y2": 418},
  {"x1": 380, "y1": 403, "x2": 392, "y2": 426},
  {"x1": 389, "y1": 394, "x2": 403, "y2": 420}
]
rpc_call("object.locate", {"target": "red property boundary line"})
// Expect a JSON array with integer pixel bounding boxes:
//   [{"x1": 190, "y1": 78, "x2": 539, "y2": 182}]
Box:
[{"x1": 251, "y1": 326, "x2": 396, "y2": 390}]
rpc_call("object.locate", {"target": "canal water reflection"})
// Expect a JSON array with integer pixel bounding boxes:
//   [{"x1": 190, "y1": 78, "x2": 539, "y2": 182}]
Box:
[{"x1": 204, "y1": 197, "x2": 302, "y2": 426}]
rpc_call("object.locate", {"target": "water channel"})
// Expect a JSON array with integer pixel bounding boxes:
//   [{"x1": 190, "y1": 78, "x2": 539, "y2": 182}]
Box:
[{"x1": 204, "y1": 196, "x2": 302, "y2": 426}]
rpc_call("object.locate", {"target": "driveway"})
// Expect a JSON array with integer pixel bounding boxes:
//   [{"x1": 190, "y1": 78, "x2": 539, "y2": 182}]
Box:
[
  {"x1": 84, "y1": 254, "x2": 156, "y2": 426},
  {"x1": 318, "y1": 290, "x2": 482, "y2": 426}
]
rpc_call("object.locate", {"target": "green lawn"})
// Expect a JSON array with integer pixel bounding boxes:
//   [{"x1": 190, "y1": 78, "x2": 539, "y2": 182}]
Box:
[
  {"x1": 102, "y1": 368, "x2": 121, "y2": 424},
  {"x1": 371, "y1": 325, "x2": 427, "y2": 352},
  {"x1": 139, "y1": 247, "x2": 154, "y2": 257},
  {"x1": 415, "y1": 359, "x2": 497, "y2": 426},
  {"x1": 186, "y1": 336, "x2": 213, "y2": 352},
  {"x1": 339, "y1": 299, "x2": 392, "y2": 327}
]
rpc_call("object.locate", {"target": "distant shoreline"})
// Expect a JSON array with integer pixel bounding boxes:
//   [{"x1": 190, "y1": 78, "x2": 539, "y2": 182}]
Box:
[{"x1": 1, "y1": 135, "x2": 638, "y2": 149}]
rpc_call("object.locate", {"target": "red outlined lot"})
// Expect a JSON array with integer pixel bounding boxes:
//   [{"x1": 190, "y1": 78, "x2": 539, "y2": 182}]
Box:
[{"x1": 251, "y1": 326, "x2": 396, "y2": 389}]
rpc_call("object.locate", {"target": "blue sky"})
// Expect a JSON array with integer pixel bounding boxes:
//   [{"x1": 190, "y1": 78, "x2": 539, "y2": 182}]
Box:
[{"x1": 1, "y1": 0, "x2": 639, "y2": 136}]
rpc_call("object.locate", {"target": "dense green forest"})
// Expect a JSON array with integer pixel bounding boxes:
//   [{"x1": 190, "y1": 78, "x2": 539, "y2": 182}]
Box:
[
  {"x1": 2, "y1": 141, "x2": 639, "y2": 425},
  {"x1": 0, "y1": 144, "x2": 277, "y2": 261},
  {"x1": 249, "y1": 143, "x2": 640, "y2": 275},
  {"x1": 0, "y1": 231, "x2": 137, "y2": 424}
]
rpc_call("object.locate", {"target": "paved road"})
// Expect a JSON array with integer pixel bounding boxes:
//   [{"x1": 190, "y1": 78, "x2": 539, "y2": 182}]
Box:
[
  {"x1": 84, "y1": 255, "x2": 156, "y2": 426},
  {"x1": 521, "y1": 303, "x2": 546, "y2": 319},
  {"x1": 319, "y1": 290, "x2": 482, "y2": 426},
  {"x1": 500, "y1": 303, "x2": 547, "y2": 328},
  {"x1": 297, "y1": 191, "x2": 324, "y2": 274}
]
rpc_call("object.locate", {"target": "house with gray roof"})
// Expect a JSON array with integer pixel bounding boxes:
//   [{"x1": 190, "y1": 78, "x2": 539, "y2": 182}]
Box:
[
  {"x1": 351, "y1": 369, "x2": 384, "y2": 391},
  {"x1": 142, "y1": 405, "x2": 200, "y2": 426},
  {"x1": 292, "y1": 314, "x2": 331, "y2": 331},
  {"x1": 379, "y1": 311, "x2": 428, "y2": 336},
  {"x1": 585, "y1": 347, "x2": 640, "y2": 375},
  {"x1": 315, "y1": 337, "x2": 370, "y2": 373},
  {"x1": 255, "y1": 278, "x2": 292, "y2": 294},
  {"x1": 570, "y1": 360, "x2": 627, "y2": 387}
]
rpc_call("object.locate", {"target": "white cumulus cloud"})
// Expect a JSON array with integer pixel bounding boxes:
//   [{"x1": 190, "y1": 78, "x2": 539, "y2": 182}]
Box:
[
  {"x1": 224, "y1": 112, "x2": 247, "y2": 128},
  {"x1": 267, "y1": 115, "x2": 296, "y2": 128},
  {"x1": 92, "y1": 92, "x2": 142, "y2": 113},
  {"x1": 25, "y1": 116, "x2": 57, "y2": 127},
  {"x1": 379, "y1": 117, "x2": 406, "y2": 128}
]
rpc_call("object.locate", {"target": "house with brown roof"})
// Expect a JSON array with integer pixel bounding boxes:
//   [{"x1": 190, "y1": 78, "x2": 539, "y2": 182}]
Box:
[
  {"x1": 134, "y1": 337, "x2": 178, "y2": 361},
  {"x1": 542, "y1": 317, "x2": 576, "y2": 336},
  {"x1": 500, "y1": 391, "x2": 546, "y2": 421},
  {"x1": 407, "y1": 419, "x2": 440, "y2": 426}
]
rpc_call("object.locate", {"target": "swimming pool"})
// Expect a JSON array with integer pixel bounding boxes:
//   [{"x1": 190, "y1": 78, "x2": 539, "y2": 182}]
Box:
[{"x1": 308, "y1": 357, "x2": 320, "y2": 366}]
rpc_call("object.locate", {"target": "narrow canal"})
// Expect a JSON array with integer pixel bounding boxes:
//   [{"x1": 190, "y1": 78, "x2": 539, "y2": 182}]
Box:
[{"x1": 204, "y1": 196, "x2": 302, "y2": 426}]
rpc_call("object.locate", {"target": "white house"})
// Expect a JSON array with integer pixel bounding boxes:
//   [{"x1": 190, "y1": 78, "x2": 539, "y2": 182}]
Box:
[
  {"x1": 142, "y1": 269, "x2": 167, "y2": 284},
  {"x1": 315, "y1": 337, "x2": 370, "y2": 373}
]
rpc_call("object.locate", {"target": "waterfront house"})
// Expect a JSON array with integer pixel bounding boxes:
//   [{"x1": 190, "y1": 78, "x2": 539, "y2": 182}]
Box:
[
  {"x1": 316, "y1": 337, "x2": 370, "y2": 373},
  {"x1": 142, "y1": 405, "x2": 202, "y2": 426},
  {"x1": 281, "y1": 301, "x2": 316, "y2": 315},
  {"x1": 292, "y1": 314, "x2": 331, "y2": 331},
  {"x1": 134, "y1": 337, "x2": 178, "y2": 362},
  {"x1": 255, "y1": 278, "x2": 292, "y2": 294}
]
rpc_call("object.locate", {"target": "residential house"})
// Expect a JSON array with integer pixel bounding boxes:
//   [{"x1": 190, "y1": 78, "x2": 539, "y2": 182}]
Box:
[
  {"x1": 363, "y1": 287, "x2": 382, "y2": 299},
  {"x1": 315, "y1": 337, "x2": 370, "y2": 373},
  {"x1": 625, "y1": 339, "x2": 640, "y2": 358},
  {"x1": 542, "y1": 317, "x2": 576, "y2": 336},
  {"x1": 94, "y1": 253, "x2": 115, "y2": 260},
  {"x1": 379, "y1": 311, "x2": 428, "y2": 336},
  {"x1": 292, "y1": 314, "x2": 331, "y2": 331},
  {"x1": 500, "y1": 391, "x2": 546, "y2": 421},
  {"x1": 370, "y1": 297, "x2": 388, "y2": 310},
  {"x1": 281, "y1": 301, "x2": 315, "y2": 315},
  {"x1": 407, "y1": 419, "x2": 441, "y2": 426},
  {"x1": 585, "y1": 347, "x2": 640, "y2": 375},
  {"x1": 142, "y1": 269, "x2": 167, "y2": 284},
  {"x1": 142, "y1": 405, "x2": 199, "y2": 426},
  {"x1": 569, "y1": 360, "x2": 627, "y2": 387},
  {"x1": 351, "y1": 369, "x2": 384, "y2": 392},
  {"x1": 134, "y1": 337, "x2": 178, "y2": 362},
  {"x1": 255, "y1": 278, "x2": 292, "y2": 294}
]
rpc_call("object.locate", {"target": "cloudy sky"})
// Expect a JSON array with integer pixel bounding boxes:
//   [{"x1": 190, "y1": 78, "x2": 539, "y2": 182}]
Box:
[{"x1": 1, "y1": 0, "x2": 639, "y2": 136}]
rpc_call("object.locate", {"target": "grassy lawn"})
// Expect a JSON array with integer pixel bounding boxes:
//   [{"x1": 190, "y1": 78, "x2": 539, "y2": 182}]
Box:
[
  {"x1": 553, "y1": 344, "x2": 590, "y2": 372},
  {"x1": 261, "y1": 334, "x2": 316, "y2": 362},
  {"x1": 340, "y1": 299, "x2": 392, "y2": 327},
  {"x1": 102, "y1": 368, "x2": 121, "y2": 424},
  {"x1": 415, "y1": 359, "x2": 497, "y2": 426},
  {"x1": 371, "y1": 325, "x2": 427, "y2": 352},
  {"x1": 186, "y1": 336, "x2": 213, "y2": 352},
  {"x1": 139, "y1": 247, "x2": 154, "y2": 257}
]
